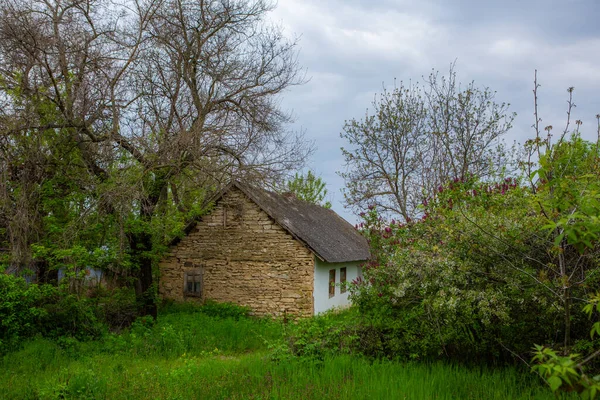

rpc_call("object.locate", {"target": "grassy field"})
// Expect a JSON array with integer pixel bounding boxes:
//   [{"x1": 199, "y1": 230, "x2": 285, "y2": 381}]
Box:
[{"x1": 0, "y1": 306, "x2": 569, "y2": 399}]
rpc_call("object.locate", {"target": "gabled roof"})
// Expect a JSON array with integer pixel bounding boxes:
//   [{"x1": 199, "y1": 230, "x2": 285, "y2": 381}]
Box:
[
  {"x1": 178, "y1": 181, "x2": 370, "y2": 263},
  {"x1": 234, "y1": 182, "x2": 369, "y2": 263}
]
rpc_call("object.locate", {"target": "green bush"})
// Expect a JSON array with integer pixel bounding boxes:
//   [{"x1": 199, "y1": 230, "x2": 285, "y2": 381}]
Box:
[
  {"x1": 283, "y1": 310, "x2": 356, "y2": 360},
  {"x1": 272, "y1": 309, "x2": 385, "y2": 361},
  {"x1": 0, "y1": 274, "x2": 139, "y2": 352},
  {"x1": 350, "y1": 155, "x2": 600, "y2": 363},
  {"x1": 38, "y1": 293, "x2": 104, "y2": 340},
  {"x1": 94, "y1": 287, "x2": 138, "y2": 331},
  {"x1": 275, "y1": 307, "x2": 454, "y2": 363},
  {"x1": 0, "y1": 274, "x2": 49, "y2": 350}
]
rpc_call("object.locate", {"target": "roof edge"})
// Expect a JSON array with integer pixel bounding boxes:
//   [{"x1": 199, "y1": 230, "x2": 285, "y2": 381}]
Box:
[
  {"x1": 167, "y1": 181, "x2": 369, "y2": 263},
  {"x1": 232, "y1": 182, "x2": 328, "y2": 262},
  {"x1": 167, "y1": 182, "x2": 235, "y2": 247}
]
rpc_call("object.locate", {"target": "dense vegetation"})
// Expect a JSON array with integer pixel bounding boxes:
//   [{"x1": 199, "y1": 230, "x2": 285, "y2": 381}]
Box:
[
  {"x1": 1, "y1": 302, "x2": 568, "y2": 399},
  {"x1": 0, "y1": 0, "x2": 311, "y2": 317},
  {"x1": 337, "y1": 71, "x2": 600, "y2": 396},
  {"x1": 345, "y1": 127, "x2": 600, "y2": 395},
  {"x1": 0, "y1": 0, "x2": 599, "y2": 398}
]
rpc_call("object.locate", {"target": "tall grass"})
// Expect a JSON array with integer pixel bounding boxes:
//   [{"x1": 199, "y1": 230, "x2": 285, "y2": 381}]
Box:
[
  {"x1": 100, "y1": 311, "x2": 281, "y2": 358},
  {"x1": 1, "y1": 348, "x2": 569, "y2": 399},
  {"x1": 0, "y1": 305, "x2": 567, "y2": 399}
]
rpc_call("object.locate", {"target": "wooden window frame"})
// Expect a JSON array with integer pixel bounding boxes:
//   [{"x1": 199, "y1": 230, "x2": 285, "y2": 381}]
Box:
[
  {"x1": 329, "y1": 269, "x2": 336, "y2": 298},
  {"x1": 184, "y1": 268, "x2": 203, "y2": 298},
  {"x1": 340, "y1": 267, "x2": 347, "y2": 294}
]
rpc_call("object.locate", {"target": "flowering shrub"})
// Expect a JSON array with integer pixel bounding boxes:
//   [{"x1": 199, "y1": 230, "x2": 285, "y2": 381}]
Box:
[{"x1": 350, "y1": 169, "x2": 600, "y2": 362}]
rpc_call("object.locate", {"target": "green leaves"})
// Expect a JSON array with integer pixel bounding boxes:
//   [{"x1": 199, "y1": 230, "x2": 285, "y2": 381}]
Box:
[
  {"x1": 547, "y1": 376, "x2": 563, "y2": 392},
  {"x1": 355, "y1": 158, "x2": 600, "y2": 362},
  {"x1": 532, "y1": 345, "x2": 580, "y2": 393},
  {"x1": 534, "y1": 134, "x2": 600, "y2": 254},
  {"x1": 284, "y1": 171, "x2": 332, "y2": 209},
  {"x1": 531, "y1": 293, "x2": 600, "y2": 398}
]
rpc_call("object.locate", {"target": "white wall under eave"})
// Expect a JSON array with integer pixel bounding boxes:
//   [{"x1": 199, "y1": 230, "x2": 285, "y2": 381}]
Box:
[{"x1": 313, "y1": 257, "x2": 363, "y2": 314}]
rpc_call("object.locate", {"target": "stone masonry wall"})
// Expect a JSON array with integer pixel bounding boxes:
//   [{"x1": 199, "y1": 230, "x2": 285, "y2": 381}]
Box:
[{"x1": 159, "y1": 187, "x2": 315, "y2": 316}]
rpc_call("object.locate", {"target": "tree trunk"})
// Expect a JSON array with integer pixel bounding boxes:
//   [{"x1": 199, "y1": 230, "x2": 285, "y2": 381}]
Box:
[
  {"x1": 564, "y1": 286, "x2": 571, "y2": 352},
  {"x1": 558, "y1": 239, "x2": 571, "y2": 352},
  {"x1": 130, "y1": 228, "x2": 157, "y2": 319},
  {"x1": 129, "y1": 177, "x2": 167, "y2": 319}
]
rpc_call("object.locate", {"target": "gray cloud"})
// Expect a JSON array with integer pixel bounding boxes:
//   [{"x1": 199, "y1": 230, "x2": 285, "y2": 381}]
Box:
[{"x1": 269, "y1": 0, "x2": 600, "y2": 223}]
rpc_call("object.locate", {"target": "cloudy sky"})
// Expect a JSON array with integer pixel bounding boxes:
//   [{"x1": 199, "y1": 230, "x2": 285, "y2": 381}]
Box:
[{"x1": 269, "y1": 0, "x2": 600, "y2": 223}]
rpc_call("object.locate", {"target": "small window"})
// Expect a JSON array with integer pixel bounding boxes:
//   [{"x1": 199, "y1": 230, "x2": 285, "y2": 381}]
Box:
[
  {"x1": 340, "y1": 267, "x2": 347, "y2": 293},
  {"x1": 329, "y1": 269, "x2": 336, "y2": 298},
  {"x1": 184, "y1": 269, "x2": 203, "y2": 297}
]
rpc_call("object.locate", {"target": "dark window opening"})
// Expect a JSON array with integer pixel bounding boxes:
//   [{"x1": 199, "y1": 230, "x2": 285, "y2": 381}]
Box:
[
  {"x1": 184, "y1": 269, "x2": 203, "y2": 297},
  {"x1": 340, "y1": 267, "x2": 347, "y2": 293},
  {"x1": 329, "y1": 269, "x2": 336, "y2": 298}
]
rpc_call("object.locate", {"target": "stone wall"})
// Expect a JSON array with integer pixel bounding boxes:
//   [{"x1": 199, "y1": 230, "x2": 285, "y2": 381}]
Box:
[{"x1": 159, "y1": 187, "x2": 315, "y2": 316}]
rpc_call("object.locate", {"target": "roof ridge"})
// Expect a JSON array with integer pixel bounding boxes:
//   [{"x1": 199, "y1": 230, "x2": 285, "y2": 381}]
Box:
[
  {"x1": 232, "y1": 181, "x2": 369, "y2": 263},
  {"x1": 169, "y1": 180, "x2": 369, "y2": 263}
]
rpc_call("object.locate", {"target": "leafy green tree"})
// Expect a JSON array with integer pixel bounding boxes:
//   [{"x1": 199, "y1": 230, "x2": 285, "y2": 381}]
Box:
[
  {"x1": 352, "y1": 178, "x2": 553, "y2": 360},
  {"x1": 0, "y1": 0, "x2": 311, "y2": 317},
  {"x1": 285, "y1": 171, "x2": 332, "y2": 209},
  {"x1": 352, "y1": 168, "x2": 599, "y2": 362},
  {"x1": 523, "y1": 78, "x2": 600, "y2": 349}
]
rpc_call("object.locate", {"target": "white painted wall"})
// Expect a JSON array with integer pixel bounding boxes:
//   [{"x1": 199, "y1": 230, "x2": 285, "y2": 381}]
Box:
[{"x1": 313, "y1": 257, "x2": 363, "y2": 314}]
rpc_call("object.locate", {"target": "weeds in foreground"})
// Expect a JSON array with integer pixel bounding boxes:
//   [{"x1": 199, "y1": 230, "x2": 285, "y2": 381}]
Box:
[{"x1": 0, "y1": 305, "x2": 568, "y2": 399}]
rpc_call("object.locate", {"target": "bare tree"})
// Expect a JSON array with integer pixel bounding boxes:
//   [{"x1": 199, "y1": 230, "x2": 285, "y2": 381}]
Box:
[
  {"x1": 0, "y1": 0, "x2": 312, "y2": 316},
  {"x1": 340, "y1": 82, "x2": 429, "y2": 220},
  {"x1": 339, "y1": 65, "x2": 515, "y2": 221}
]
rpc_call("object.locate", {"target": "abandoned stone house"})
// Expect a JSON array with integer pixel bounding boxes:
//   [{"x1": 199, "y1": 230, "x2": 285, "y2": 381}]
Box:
[{"x1": 159, "y1": 181, "x2": 370, "y2": 316}]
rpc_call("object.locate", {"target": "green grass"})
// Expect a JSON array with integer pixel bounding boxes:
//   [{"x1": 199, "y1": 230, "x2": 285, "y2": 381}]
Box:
[{"x1": 0, "y1": 307, "x2": 569, "y2": 400}]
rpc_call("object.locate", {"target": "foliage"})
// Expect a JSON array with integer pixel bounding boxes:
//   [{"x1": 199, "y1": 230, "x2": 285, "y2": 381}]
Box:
[
  {"x1": 284, "y1": 170, "x2": 332, "y2": 208},
  {"x1": 270, "y1": 309, "x2": 359, "y2": 362},
  {"x1": 0, "y1": 0, "x2": 311, "y2": 316},
  {"x1": 532, "y1": 294, "x2": 600, "y2": 399},
  {"x1": 0, "y1": 274, "x2": 142, "y2": 353},
  {"x1": 275, "y1": 306, "x2": 445, "y2": 362},
  {"x1": 0, "y1": 273, "x2": 52, "y2": 350},
  {"x1": 339, "y1": 64, "x2": 515, "y2": 220},
  {"x1": 349, "y1": 160, "x2": 600, "y2": 362},
  {"x1": 95, "y1": 287, "x2": 139, "y2": 331},
  {"x1": 521, "y1": 80, "x2": 600, "y2": 349},
  {"x1": 344, "y1": 82, "x2": 600, "y2": 370},
  {"x1": 0, "y1": 310, "x2": 563, "y2": 400}
]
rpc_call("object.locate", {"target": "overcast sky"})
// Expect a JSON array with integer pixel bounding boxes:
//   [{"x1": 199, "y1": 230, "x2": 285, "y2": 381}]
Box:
[{"x1": 269, "y1": 0, "x2": 600, "y2": 223}]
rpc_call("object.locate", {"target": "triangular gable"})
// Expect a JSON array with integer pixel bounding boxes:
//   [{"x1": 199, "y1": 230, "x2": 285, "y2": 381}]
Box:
[{"x1": 170, "y1": 181, "x2": 370, "y2": 263}]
